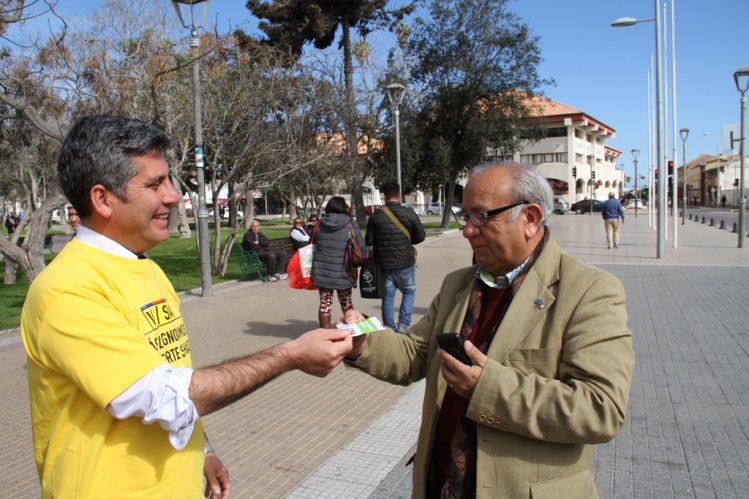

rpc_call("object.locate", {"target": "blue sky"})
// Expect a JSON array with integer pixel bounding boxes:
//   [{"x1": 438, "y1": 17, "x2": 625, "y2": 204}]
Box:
[{"x1": 47, "y1": 1, "x2": 749, "y2": 181}]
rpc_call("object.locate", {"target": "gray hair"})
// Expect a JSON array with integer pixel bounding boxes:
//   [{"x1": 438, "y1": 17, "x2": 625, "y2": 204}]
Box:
[
  {"x1": 57, "y1": 115, "x2": 171, "y2": 218},
  {"x1": 471, "y1": 161, "x2": 554, "y2": 224}
]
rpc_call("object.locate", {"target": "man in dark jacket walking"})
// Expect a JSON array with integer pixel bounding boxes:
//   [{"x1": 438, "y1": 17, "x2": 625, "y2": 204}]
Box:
[
  {"x1": 365, "y1": 183, "x2": 425, "y2": 332},
  {"x1": 601, "y1": 192, "x2": 625, "y2": 249}
]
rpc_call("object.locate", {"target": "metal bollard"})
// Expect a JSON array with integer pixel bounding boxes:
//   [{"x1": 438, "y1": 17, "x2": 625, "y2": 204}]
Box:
[
  {"x1": 688, "y1": 213, "x2": 692, "y2": 220},
  {"x1": 719, "y1": 220, "x2": 725, "y2": 230},
  {"x1": 702, "y1": 216, "x2": 706, "y2": 224},
  {"x1": 709, "y1": 218, "x2": 715, "y2": 227},
  {"x1": 733, "y1": 222, "x2": 738, "y2": 233}
]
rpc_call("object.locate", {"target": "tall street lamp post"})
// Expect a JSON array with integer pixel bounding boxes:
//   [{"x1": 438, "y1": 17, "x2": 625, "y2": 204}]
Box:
[
  {"x1": 386, "y1": 82, "x2": 406, "y2": 200},
  {"x1": 612, "y1": 1, "x2": 665, "y2": 258},
  {"x1": 679, "y1": 128, "x2": 689, "y2": 225},
  {"x1": 632, "y1": 149, "x2": 640, "y2": 218},
  {"x1": 734, "y1": 68, "x2": 749, "y2": 249},
  {"x1": 173, "y1": 0, "x2": 212, "y2": 297}
]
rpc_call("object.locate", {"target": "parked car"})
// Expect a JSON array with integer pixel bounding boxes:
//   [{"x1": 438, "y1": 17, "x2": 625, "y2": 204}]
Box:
[
  {"x1": 570, "y1": 199, "x2": 603, "y2": 214},
  {"x1": 426, "y1": 202, "x2": 461, "y2": 215},
  {"x1": 364, "y1": 205, "x2": 382, "y2": 215},
  {"x1": 553, "y1": 196, "x2": 569, "y2": 215},
  {"x1": 628, "y1": 199, "x2": 645, "y2": 209}
]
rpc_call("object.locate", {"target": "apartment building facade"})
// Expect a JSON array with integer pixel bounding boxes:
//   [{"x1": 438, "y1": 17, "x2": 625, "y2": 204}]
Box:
[{"x1": 513, "y1": 97, "x2": 624, "y2": 206}]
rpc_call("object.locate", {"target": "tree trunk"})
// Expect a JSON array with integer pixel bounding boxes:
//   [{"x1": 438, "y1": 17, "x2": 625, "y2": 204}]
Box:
[
  {"x1": 441, "y1": 181, "x2": 457, "y2": 229},
  {"x1": 0, "y1": 191, "x2": 65, "y2": 283},
  {"x1": 3, "y1": 261, "x2": 18, "y2": 284},
  {"x1": 215, "y1": 232, "x2": 237, "y2": 277},
  {"x1": 169, "y1": 172, "x2": 191, "y2": 238},
  {"x1": 341, "y1": 17, "x2": 367, "y2": 225}
]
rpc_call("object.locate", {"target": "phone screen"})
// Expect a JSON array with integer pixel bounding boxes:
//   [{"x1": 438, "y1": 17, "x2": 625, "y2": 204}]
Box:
[{"x1": 436, "y1": 332, "x2": 472, "y2": 365}]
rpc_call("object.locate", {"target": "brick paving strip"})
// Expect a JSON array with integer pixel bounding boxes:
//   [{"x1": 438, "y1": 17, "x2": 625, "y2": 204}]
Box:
[{"x1": 2, "y1": 210, "x2": 748, "y2": 498}]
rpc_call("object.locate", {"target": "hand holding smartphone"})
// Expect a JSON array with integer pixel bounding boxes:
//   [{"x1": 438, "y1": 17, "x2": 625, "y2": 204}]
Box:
[{"x1": 436, "y1": 332, "x2": 472, "y2": 365}]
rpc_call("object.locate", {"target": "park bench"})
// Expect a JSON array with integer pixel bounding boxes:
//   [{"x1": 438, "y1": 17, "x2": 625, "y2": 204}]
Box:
[{"x1": 234, "y1": 237, "x2": 296, "y2": 282}]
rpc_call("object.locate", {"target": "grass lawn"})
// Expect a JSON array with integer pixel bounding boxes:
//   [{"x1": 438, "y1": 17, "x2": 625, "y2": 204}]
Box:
[{"x1": 0, "y1": 218, "x2": 459, "y2": 331}]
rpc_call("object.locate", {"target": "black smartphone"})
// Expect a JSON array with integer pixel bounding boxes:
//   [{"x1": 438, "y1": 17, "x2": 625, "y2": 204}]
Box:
[{"x1": 436, "y1": 332, "x2": 472, "y2": 365}]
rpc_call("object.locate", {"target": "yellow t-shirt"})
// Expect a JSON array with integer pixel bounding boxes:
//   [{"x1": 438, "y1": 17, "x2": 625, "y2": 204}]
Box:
[{"x1": 21, "y1": 239, "x2": 204, "y2": 498}]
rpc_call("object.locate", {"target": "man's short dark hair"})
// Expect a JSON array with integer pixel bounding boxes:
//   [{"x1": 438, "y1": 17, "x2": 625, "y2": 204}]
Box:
[
  {"x1": 380, "y1": 182, "x2": 400, "y2": 199},
  {"x1": 57, "y1": 115, "x2": 171, "y2": 218}
]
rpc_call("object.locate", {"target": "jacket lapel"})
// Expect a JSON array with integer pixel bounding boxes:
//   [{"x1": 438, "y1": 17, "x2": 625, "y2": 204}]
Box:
[
  {"x1": 444, "y1": 269, "x2": 475, "y2": 333},
  {"x1": 485, "y1": 239, "x2": 562, "y2": 362}
]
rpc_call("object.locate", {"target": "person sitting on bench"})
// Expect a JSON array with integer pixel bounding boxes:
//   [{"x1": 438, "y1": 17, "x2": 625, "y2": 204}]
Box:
[{"x1": 242, "y1": 219, "x2": 287, "y2": 282}]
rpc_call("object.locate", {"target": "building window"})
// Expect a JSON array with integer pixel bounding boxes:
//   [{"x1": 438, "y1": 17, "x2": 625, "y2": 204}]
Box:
[
  {"x1": 520, "y1": 153, "x2": 568, "y2": 165},
  {"x1": 545, "y1": 127, "x2": 567, "y2": 137}
]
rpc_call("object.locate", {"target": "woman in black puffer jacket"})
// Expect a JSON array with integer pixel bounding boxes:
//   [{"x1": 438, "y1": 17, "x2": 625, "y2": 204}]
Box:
[{"x1": 311, "y1": 196, "x2": 365, "y2": 328}]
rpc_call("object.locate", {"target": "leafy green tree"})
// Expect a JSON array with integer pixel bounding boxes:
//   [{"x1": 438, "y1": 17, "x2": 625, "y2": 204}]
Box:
[
  {"x1": 405, "y1": 0, "x2": 551, "y2": 226},
  {"x1": 246, "y1": 0, "x2": 415, "y2": 222}
]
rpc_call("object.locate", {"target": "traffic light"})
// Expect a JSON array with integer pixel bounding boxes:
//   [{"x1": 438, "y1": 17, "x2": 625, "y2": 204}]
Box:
[
  {"x1": 735, "y1": 178, "x2": 740, "y2": 187},
  {"x1": 668, "y1": 160, "x2": 674, "y2": 175},
  {"x1": 591, "y1": 170, "x2": 596, "y2": 180},
  {"x1": 572, "y1": 166, "x2": 577, "y2": 178}
]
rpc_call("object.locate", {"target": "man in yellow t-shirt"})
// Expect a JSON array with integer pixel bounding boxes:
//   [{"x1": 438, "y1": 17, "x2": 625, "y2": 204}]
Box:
[{"x1": 21, "y1": 115, "x2": 355, "y2": 498}]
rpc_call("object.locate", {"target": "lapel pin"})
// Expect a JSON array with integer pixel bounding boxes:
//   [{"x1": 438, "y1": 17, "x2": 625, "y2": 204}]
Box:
[{"x1": 534, "y1": 298, "x2": 544, "y2": 309}]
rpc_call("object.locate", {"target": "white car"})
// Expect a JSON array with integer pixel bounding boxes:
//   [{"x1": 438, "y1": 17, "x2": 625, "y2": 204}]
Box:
[
  {"x1": 553, "y1": 196, "x2": 569, "y2": 215},
  {"x1": 426, "y1": 202, "x2": 461, "y2": 215}
]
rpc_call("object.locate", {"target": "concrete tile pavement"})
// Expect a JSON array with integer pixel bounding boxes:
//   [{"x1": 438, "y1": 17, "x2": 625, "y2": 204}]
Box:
[
  {"x1": 2, "y1": 208, "x2": 748, "y2": 498},
  {"x1": 363, "y1": 210, "x2": 749, "y2": 499}
]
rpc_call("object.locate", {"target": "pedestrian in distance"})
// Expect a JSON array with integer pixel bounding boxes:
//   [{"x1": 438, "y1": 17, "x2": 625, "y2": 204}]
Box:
[
  {"x1": 365, "y1": 182, "x2": 425, "y2": 333},
  {"x1": 4, "y1": 210, "x2": 19, "y2": 234},
  {"x1": 311, "y1": 196, "x2": 365, "y2": 329},
  {"x1": 290, "y1": 216, "x2": 311, "y2": 249},
  {"x1": 66, "y1": 204, "x2": 80, "y2": 233},
  {"x1": 601, "y1": 191, "x2": 625, "y2": 249},
  {"x1": 305, "y1": 214, "x2": 318, "y2": 235},
  {"x1": 344, "y1": 161, "x2": 634, "y2": 498},
  {"x1": 242, "y1": 219, "x2": 287, "y2": 281},
  {"x1": 721, "y1": 194, "x2": 727, "y2": 208},
  {"x1": 21, "y1": 115, "x2": 355, "y2": 499}
]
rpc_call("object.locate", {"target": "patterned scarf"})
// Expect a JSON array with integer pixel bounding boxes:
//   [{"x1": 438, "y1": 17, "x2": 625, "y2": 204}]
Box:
[{"x1": 428, "y1": 228, "x2": 549, "y2": 498}]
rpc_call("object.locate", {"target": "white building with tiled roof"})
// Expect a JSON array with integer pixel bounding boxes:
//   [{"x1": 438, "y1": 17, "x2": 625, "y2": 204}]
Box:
[{"x1": 514, "y1": 96, "x2": 625, "y2": 205}]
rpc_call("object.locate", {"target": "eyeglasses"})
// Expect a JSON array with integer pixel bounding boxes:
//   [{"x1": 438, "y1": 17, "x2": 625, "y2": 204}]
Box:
[{"x1": 453, "y1": 201, "x2": 529, "y2": 228}]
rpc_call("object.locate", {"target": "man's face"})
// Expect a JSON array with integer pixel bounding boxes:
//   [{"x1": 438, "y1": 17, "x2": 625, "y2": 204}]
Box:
[
  {"x1": 251, "y1": 221, "x2": 260, "y2": 233},
  {"x1": 67, "y1": 207, "x2": 80, "y2": 231},
  {"x1": 461, "y1": 168, "x2": 533, "y2": 276},
  {"x1": 106, "y1": 150, "x2": 179, "y2": 254}
]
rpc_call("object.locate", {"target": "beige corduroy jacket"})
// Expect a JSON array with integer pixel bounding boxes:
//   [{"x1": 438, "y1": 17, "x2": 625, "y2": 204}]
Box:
[{"x1": 348, "y1": 238, "x2": 635, "y2": 499}]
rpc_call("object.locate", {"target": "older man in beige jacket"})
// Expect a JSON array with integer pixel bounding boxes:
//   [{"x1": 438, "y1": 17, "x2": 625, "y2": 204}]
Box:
[{"x1": 346, "y1": 162, "x2": 634, "y2": 498}]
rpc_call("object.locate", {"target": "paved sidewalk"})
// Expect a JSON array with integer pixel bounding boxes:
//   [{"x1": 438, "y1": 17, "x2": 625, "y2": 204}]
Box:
[{"x1": 1, "y1": 209, "x2": 748, "y2": 498}]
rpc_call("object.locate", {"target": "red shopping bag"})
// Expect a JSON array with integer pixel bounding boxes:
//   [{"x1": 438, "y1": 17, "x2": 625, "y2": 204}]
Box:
[{"x1": 287, "y1": 249, "x2": 316, "y2": 290}]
